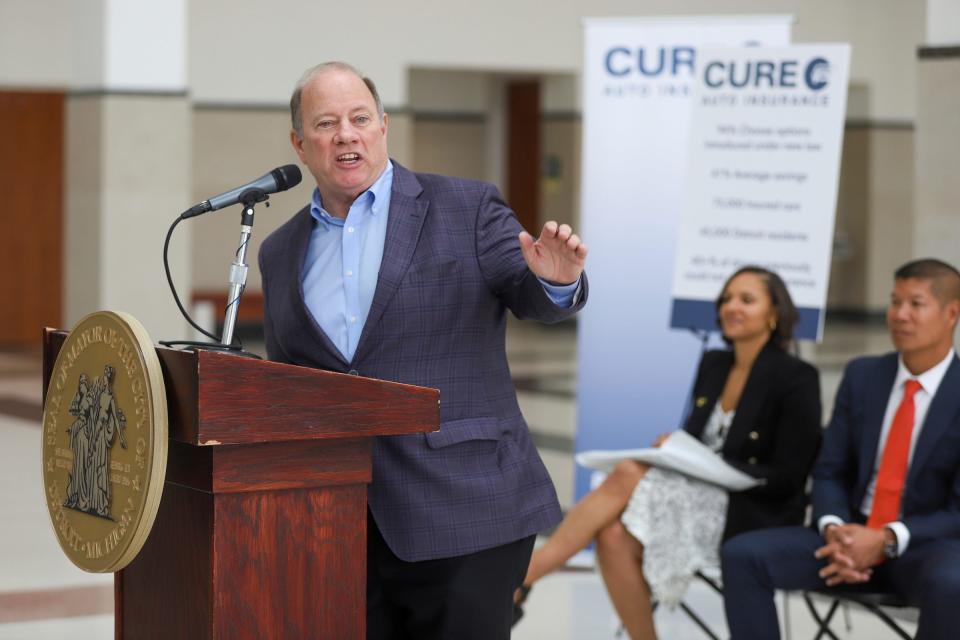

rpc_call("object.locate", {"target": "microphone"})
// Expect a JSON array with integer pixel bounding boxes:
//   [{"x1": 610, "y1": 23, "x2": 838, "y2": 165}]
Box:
[{"x1": 182, "y1": 164, "x2": 302, "y2": 218}]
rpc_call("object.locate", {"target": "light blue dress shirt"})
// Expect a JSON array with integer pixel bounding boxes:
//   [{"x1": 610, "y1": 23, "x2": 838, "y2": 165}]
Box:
[{"x1": 301, "y1": 161, "x2": 579, "y2": 362}]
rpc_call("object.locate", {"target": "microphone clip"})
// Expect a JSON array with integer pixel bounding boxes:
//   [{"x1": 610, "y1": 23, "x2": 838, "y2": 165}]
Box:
[{"x1": 238, "y1": 188, "x2": 269, "y2": 207}]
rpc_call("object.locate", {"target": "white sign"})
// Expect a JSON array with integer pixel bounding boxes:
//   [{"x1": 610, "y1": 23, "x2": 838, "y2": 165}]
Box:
[
  {"x1": 576, "y1": 16, "x2": 792, "y2": 500},
  {"x1": 670, "y1": 45, "x2": 850, "y2": 340}
]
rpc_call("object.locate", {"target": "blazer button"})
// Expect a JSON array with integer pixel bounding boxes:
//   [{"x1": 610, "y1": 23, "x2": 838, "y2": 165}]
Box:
[
  {"x1": 348, "y1": 369, "x2": 359, "y2": 376},
  {"x1": 749, "y1": 431, "x2": 759, "y2": 441},
  {"x1": 748, "y1": 457, "x2": 758, "y2": 465}
]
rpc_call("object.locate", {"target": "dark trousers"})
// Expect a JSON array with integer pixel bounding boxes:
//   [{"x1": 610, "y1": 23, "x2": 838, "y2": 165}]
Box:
[
  {"x1": 366, "y1": 513, "x2": 535, "y2": 640},
  {"x1": 721, "y1": 526, "x2": 960, "y2": 640}
]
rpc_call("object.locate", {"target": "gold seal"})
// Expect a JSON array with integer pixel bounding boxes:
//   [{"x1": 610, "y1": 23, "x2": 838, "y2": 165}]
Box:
[{"x1": 41, "y1": 311, "x2": 167, "y2": 573}]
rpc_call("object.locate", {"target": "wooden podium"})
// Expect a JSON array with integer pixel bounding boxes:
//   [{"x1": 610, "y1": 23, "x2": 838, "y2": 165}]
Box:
[{"x1": 42, "y1": 330, "x2": 439, "y2": 639}]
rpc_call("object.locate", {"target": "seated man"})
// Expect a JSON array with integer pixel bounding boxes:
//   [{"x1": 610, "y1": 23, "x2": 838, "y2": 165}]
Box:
[{"x1": 721, "y1": 258, "x2": 960, "y2": 640}]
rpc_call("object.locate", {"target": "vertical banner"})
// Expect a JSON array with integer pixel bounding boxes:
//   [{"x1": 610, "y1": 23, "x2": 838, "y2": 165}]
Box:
[
  {"x1": 576, "y1": 17, "x2": 791, "y2": 500},
  {"x1": 670, "y1": 45, "x2": 850, "y2": 340}
]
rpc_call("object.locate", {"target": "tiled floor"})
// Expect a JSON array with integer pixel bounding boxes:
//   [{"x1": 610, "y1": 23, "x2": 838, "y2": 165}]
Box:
[{"x1": 0, "y1": 320, "x2": 922, "y2": 638}]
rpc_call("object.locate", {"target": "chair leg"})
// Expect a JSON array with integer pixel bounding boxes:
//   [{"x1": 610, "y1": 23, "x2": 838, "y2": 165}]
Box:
[
  {"x1": 695, "y1": 571, "x2": 724, "y2": 597},
  {"x1": 841, "y1": 600, "x2": 852, "y2": 632},
  {"x1": 783, "y1": 592, "x2": 792, "y2": 640},
  {"x1": 858, "y1": 602, "x2": 913, "y2": 640},
  {"x1": 802, "y1": 593, "x2": 842, "y2": 640},
  {"x1": 678, "y1": 601, "x2": 722, "y2": 640}
]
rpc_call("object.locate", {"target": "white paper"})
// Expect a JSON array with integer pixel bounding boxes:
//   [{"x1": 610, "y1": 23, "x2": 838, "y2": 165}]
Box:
[{"x1": 575, "y1": 430, "x2": 762, "y2": 491}]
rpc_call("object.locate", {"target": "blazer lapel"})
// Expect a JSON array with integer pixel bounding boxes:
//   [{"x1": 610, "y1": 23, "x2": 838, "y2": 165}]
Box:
[
  {"x1": 287, "y1": 208, "x2": 349, "y2": 367},
  {"x1": 723, "y1": 343, "x2": 775, "y2": 456},
  {"x1": 685, "y1": 352, "x2": 731, "y2": 439},
  {"x1": 352, "y1": 164, "x2": 427, "y2": 364},
  {"x1": 908, "y1": 356, "x2": 960, "y2": 486},
  {"x1": 857, "y1": 355, "x2": 899, "y2": 493}
]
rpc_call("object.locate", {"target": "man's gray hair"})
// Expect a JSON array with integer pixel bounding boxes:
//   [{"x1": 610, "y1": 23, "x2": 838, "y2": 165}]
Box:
[{"x1": 290, "y1": 61, "x2": 384, "y2": 138}]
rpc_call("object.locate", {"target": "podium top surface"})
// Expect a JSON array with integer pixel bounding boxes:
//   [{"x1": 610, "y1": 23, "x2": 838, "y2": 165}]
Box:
[{"x1": 44, "y1": 329, "x2": 439, "y2": 447}]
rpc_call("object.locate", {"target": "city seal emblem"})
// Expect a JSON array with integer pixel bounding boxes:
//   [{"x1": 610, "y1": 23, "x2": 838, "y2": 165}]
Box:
[{"x1": 42, "y1": 311, "x2": 168, "y2": 573}]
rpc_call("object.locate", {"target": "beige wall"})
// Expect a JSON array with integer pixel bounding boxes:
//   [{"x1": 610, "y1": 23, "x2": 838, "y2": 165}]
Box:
[
  {"x1": 412, "y1": 118, "x2": 488, "y2": 182},
  {"x1": 0, "y1": 0, "x2": 71, "y2": 88},
  {"x1": 828, "y1": 125, "x2": 916, "y2": 312},
  {"x1": 914, "y1": 55, "x2": 960, "y2": 265},
  {"x1": 190, "y1": 108, "x2": 303, "y2": 293},
  {"x1": 793, "y1": 0, "x2": 925, "y2": 121},
  {"x1": 0, "y1": 1, "x2": 930, "y2": 120},
  {"x1": 865, "y1": 127, "x2": 916, "y2": 310},
  {"x1": 541, "y1": 118, "x2": 582, "y2": 231},
  {"x1": 827, "y1": 128, "x2": 869, "y2": 310}
]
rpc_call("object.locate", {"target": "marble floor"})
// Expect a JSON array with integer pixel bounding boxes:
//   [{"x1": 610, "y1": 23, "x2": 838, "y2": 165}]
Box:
[{"x1": 0, "y1": 319, "x2": 922, "y2": 639}]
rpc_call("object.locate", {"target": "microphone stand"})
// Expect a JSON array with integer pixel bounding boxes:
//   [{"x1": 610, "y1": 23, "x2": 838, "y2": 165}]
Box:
[
  {"x1": 221, "y1": 196, "x2": 257, "y2": 348},
  {"x1": 158, "y1": 192, "x2": 265, "y2": 359}
]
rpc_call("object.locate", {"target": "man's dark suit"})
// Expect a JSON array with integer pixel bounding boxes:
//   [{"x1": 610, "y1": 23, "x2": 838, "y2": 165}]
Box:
[
  {"x1": 722, "y1": 352, "x2": 960, "y2": 640},
  {"x1": 683, "y1": 342, "x2": 822, "y2": 542},
  {"x1": 258, "y1": 161, "x2": 586, "y2": 563}
]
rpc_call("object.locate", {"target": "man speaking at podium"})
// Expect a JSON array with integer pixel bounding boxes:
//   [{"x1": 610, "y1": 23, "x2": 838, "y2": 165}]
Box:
[{"x1": 258, "y1": 61, "x2": 588, "y2": 639}]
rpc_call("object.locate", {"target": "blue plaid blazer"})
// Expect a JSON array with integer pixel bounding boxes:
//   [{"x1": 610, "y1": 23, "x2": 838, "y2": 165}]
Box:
[{"x1": 258, "y1": 162, "x2": 588, "y2": 561}]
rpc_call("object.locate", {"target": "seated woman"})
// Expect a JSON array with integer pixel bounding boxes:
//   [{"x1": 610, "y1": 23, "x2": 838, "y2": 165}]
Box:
[{"x1": 514, "y1": 266, "x2": 823, "y2": 639}]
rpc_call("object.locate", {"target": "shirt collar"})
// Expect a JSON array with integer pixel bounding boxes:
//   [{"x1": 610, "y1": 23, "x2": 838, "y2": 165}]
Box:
[
  {"x1": 894, "y1": 348, "x2": 956, "y2": 397},
  {"x1": 309, "y1": 160, "x2": 394, "y2": 228}
]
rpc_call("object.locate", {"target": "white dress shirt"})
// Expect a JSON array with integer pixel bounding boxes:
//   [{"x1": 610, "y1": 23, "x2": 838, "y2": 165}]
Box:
[{"x1": 700, "y1": 402, "x2": 735, "y2": 452}]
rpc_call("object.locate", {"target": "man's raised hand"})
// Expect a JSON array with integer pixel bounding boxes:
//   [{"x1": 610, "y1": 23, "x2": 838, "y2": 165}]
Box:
[{"x1": 519, "y1": 221, "x2": 588, "y2": 286}]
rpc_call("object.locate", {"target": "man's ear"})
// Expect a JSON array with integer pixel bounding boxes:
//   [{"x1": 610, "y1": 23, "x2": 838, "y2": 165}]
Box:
[
  {"x1": 290, "y1": 129, "x2": 305, "y2": 158},
  {"x1": 947, "y1": 299, "x2": 960, "y2": 327}
]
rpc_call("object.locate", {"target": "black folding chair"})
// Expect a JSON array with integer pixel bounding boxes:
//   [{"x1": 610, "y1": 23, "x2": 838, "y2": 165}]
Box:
[{"x1": 801, "y1": 590, "x2": 918, "y2": 640}]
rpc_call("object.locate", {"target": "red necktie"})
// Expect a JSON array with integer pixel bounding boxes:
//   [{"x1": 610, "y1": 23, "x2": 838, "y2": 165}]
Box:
[{"x1": 867, "y1": 379, "x2": 922, "y2": 529}]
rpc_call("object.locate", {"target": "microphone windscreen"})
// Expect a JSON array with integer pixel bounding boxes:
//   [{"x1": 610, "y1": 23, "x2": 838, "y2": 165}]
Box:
[{"x1": 273, "y1": 164, "x2": 303, "y2": 191}]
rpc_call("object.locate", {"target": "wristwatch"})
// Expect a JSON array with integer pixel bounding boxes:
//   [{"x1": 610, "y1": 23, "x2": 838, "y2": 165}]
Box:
[{"x1": 882, "y1": 527, "x2": 899, "y2": 559}]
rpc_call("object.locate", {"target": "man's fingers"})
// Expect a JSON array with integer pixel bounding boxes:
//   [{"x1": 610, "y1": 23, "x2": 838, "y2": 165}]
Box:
[
  {"x1": 818, "y1": 561, "x2": 840, "y2": 579},
  {"x1": 528, "y1": 222, "x2": 587, "y2": 274},
  {"x1": 518, "y1": 231, "x2": 535, "y2": 251},
  {"x1": 825, "y1": 567, "x2": 872, "y2": 586},
  {"x1": 518, "y1": 231, "x2": 536, "y2": 264},
  {"x1": 814, "y1": 543, "x2": 837, "y2": 559},
  {"x1": 831, "y1": 550, "x2": 855, "y2": 568}
]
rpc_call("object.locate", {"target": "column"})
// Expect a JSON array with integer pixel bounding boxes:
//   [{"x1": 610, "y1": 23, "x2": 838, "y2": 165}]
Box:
[
  {"x1": 914, "y1": 0, "x2": 960, "y2": 261},
  {"x1": 65, "y1": 0, "x2": 191, "y2": 341}
]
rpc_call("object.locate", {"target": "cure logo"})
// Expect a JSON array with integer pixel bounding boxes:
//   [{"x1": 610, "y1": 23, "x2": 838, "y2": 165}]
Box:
[
  {"x1": 703, "y1": 57, "x2": 831, "y2": 91},
  {"x1": 604, "y1": 46, "x2": 696, "y2": 77}
]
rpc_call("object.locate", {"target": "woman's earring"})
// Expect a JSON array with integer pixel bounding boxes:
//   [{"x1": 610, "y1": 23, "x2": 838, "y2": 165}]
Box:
[{"x1": 769, "y1": 318, "x2": 778, "y2": 331}]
